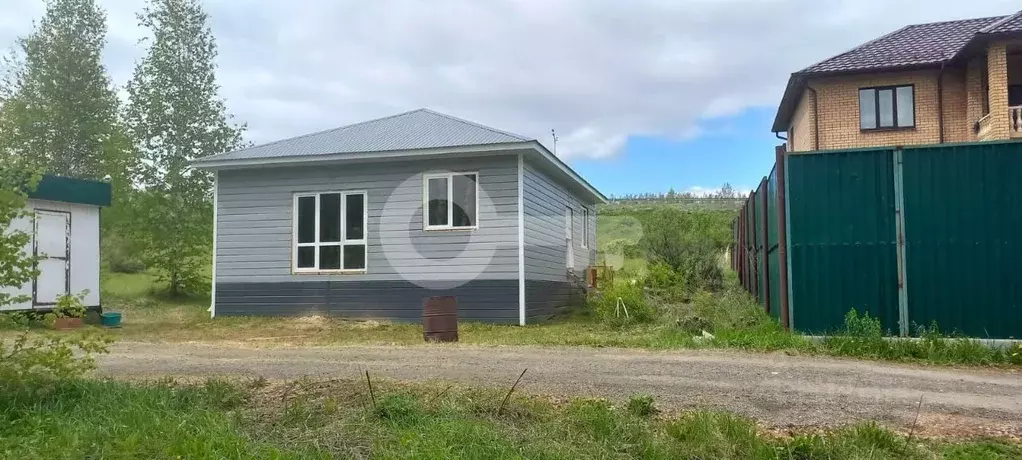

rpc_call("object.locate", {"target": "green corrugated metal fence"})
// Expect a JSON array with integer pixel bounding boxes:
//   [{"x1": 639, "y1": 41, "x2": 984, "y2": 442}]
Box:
[
  {"x1": 766, "y1": 166, "x2": 780, "y2": 320},
  {"x1": 901, "y1": 144, "x2": 1022, "y2": 338},
  {"x1": 786, "y1": 149, "x2": 900, "y2": 334},
  {"x1": 733, "y1": 141, "x2": 1022, "y2": 339}
]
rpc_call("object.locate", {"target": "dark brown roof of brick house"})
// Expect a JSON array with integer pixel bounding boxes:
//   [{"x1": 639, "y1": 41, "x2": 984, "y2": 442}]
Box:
[
  {"x1": 800, "y1": 16, "x2": 1004, "y2": 74},
  {"x1": 980, "y1": 11, "x2": 1022, "y2": 34},
  {"x1": 772, "y1": 11, "x2": 1022, "y2": 133}
]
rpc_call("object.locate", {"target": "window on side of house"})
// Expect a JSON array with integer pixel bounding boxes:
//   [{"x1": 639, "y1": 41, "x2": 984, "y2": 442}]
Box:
[
  {"x1": 424, "y1": 172, "x2": 478, "y2": 230},
  {"x1": 294, "y1": 191, "x2": 367, "y2": 272},
  {"x1": 581, "y1": 207, "x2": 590, "y2": 248},
  {"x1": 859, "y1": 85, "x2": 914, "y2": 130}
]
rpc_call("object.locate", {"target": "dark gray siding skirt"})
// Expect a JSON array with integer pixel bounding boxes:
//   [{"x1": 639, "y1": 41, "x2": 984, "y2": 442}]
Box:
[
  {"x1": 525, "y1": 280, "x2": 576, "y2": 322},
  {"x1": 215, "y1": 279, "x2": 519, "y2": 323}
]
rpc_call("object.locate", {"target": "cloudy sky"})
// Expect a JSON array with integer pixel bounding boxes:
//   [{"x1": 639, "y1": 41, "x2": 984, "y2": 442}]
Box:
[{"x1": 1, "y1": 0, "x2": 1018, "y2": 195}]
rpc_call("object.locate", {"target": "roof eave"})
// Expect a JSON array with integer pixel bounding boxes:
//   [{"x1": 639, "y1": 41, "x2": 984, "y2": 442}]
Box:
[
  {"x1": 772, "y1": 62, "x2": 947, "y2": 133},
  {"x1": 523, "y1": 140, "x2": 609, "y2": 204},
  {"x1": 190, "y1": 142, "x2": 532, "y2": 169},
  {"x1": 192, "y1": 141, "x2": 608, "y2": 204}
]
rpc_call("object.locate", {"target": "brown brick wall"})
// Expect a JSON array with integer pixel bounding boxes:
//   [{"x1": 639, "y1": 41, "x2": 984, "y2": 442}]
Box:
[
  {"x1": 987, "y1": 43, "x2": 1010, "y2": 139},
  {"x1": 942, "y1": 68, "x2": 969, "y2": 143},
  {"x1": 965, "y1": 57, "x2": 987, "y2": 141},
  {"x1": 785, "y1": 69, "x2": 981, "y2": 151},
  {"x1": 788, "y1": 89, "x2": 815, "y2": 151}
]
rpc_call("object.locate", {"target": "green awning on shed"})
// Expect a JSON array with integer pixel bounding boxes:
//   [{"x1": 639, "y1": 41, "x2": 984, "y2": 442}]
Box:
[{"x1": 28, "y1": 175, "x2": 112, "y2": 207}]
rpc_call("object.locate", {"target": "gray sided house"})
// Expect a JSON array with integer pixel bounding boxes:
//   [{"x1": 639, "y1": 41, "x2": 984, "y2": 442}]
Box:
[{"x1": 192, "y1": 109, "x2": 606, "y2": 325}]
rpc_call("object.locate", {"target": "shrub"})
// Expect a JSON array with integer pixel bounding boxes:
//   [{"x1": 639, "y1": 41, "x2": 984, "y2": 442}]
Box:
[
  {"x1": 0, "y1": 312, "x2": 34, "y2": 330},
  {"x1": 103, "y1": 233, "x2": 147, "y2": 273},
  {"x1": 825, "y1": 310, "x2": 891, "y2": 359},
  {"x1": 645, "y1": 262, "x2": 688, "y2": 300},
  {"x1": 603, "y1": 238, "x2": 642, "y2": 259},
  {"x1": 0, "y1": 332, "x2": 112, "y2": 405},
  {"x1": 54, "y1": 291, "x2": 89, "y2": 318},
  {"x1": 1010, "y1": 343, "x2": 1022, "y2": 365},
  {"x1": 639, "y1": 208, "x2": 725, "y2": 292},
  {"x1": 587, "y1": 282, "x2": 656, "y2": 326}
]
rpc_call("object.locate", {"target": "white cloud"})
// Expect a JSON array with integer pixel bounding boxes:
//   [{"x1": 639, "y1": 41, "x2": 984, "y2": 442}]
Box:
[{"x1": 1, "y1": 0, "x2": 1017, "y2": 161}]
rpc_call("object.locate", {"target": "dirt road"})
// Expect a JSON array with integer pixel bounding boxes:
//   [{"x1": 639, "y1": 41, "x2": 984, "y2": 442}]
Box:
[{"x1": 97, "y1": 342, "x2": 1022, "y2": 436}]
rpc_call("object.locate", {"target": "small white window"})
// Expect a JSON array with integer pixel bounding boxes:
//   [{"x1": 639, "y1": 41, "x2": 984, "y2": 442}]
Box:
[
  {"x1": 582, "y1": 207, "x2": 590, "y2": 248},
  {"x1": 294, "y1": 191, "x2": 367, "y2": 272},
  {"x1": 424, "y1": 172, "x2": 478, "y2": 230}
]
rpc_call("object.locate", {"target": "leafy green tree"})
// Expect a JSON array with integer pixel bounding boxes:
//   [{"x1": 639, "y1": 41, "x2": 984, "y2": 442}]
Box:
[
  {"x1": 0, "y1": 0, "x2": 131, "y2": 181},
  {"x1": 0, "y1": 160, "x2": 41, "y2": 309},
  {"x1": 125, "y1": 0, "x2": 245, "y2": 296}
]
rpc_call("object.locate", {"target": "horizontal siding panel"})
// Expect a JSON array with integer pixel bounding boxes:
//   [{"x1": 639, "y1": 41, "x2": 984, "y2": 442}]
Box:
[
  {"x1": 215, "y1": 279, "x2": 519, "y2": 323},
  {"x1": 216, "y1": 155, "x2": 520, "y2": 283},
  {"x1": 522, "y1": 160, "x2": 596, "y2": 282}
]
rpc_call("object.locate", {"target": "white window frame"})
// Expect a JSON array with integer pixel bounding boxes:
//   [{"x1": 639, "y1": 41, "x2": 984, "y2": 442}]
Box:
[
  {"x1": 292, "y1": 190, "x2": 368, "y2": 273},
  {"x1": 422, "y1": 171, "x2": 479, "y2": 231},
  {"x1": 581, "y1": 207, "x2": 590, "y2": 248}
]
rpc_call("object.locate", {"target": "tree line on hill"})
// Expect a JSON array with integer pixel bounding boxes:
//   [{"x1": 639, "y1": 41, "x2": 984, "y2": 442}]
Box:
[
  {"x1": 0, "y1": 0, "x2": 243, "y2": 298},
  {"x1": 607, "y1": 183, "x2": 747, "y2": 201}
]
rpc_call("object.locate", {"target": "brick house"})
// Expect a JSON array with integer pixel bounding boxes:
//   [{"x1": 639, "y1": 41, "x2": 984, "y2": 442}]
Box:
[{"x1": 773, "y1": 11, "x2": 1022, "y2": 152}]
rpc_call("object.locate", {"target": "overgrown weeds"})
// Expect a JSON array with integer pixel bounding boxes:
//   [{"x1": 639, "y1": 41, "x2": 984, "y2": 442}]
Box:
[
  {"x1": 2, "y1": 377, "x2": 1017, "y2": 459},
  {"x1": 826, "y1": 310, "x2": 1022, "y2": 365},
  {"x1": 0, "y1": 331, "x2": 112, "y2": 405}
]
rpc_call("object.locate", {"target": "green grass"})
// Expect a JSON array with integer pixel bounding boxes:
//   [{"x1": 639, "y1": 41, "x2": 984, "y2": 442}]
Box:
[
  {"x1": 1, "y1": 377, "x2": 1017, "y2": 459},
  {"x1": 5, "y1": 270, "x2": 991, "y2": 367}
]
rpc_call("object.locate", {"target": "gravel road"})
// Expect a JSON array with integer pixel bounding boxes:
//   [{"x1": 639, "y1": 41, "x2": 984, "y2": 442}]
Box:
[{"x1": 97, "y1": 342, "x2": 1022, "y2": 436}]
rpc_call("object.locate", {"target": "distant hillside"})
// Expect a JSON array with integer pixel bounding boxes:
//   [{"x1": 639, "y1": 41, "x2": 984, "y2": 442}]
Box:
[{"x1": 601, "y1": 197, "x2": 744, "y2": 212}]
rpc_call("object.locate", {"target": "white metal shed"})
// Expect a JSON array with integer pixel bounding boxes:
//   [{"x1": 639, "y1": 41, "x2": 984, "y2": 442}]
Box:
[{"x1": 0, "y1": 175, "x2": 111, "y2": 312}]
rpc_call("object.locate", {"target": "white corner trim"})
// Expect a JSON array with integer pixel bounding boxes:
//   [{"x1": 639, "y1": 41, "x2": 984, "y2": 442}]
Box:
[
  {"x1": 517, "y1": 153, "x2": 526, "y2": 326},
  {"x1": 210, "y1": 170, "x2": 218, "y2": 318}
]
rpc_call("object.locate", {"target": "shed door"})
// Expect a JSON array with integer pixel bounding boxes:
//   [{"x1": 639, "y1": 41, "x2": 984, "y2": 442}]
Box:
[{"x1": 34, "y1": 210, "x2": 71, "y2": 306}]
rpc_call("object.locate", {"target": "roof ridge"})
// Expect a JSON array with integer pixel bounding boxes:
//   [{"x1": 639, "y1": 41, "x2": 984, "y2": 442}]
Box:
[
  {"x1": 979, "y1": 10, "x2": 1022, "y2": 33},
  {"x1": 911, "y1": 14, "x2": 1007, "y2": 28},
  {"x1": 798, "y1": 24, "x2": 912, "y2": 74},
  {"x1": 419, "y1": 108, "x2": 533, "y2": 141},
  {"x1": 201, "y1": 108, "x2": 427, "y2": 162}
]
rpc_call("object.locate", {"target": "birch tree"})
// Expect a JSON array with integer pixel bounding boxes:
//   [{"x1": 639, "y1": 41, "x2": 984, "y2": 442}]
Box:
[
  {"x1": 0, "y1": 0, "x2": 130, "y2": 181},
  {"x1": 125, "y1": 0, "x2": 245, "y2": 296}
]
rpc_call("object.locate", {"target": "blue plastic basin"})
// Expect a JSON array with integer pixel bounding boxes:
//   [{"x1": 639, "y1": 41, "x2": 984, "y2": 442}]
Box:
[{"x1": 101, "y1": 312, "x2": 122, "y2": 328}]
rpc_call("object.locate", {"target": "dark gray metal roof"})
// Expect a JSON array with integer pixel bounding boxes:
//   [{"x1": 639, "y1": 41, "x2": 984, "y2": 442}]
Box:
[{"x1": 196, "y1": 108, "x2": 532, "y2": 163}]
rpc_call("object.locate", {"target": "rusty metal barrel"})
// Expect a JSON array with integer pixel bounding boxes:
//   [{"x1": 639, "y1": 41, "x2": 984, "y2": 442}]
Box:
[{"x1": 423, "y1": 296, "x2": 458, "y2": 342}]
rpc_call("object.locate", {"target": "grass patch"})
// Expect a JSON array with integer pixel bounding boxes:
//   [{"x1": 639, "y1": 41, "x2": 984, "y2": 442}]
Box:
[
  {"x1": 2, "y1": 377, "x2": 1017, "y2": 459},
  {"x1": 5, "y1": 270, "x2": 1008, "y2": 368}
]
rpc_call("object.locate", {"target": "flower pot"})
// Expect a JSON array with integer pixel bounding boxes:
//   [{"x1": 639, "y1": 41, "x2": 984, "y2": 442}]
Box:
[{"x1": 53, "y1": 317, "x2": 84, "y2": 330}]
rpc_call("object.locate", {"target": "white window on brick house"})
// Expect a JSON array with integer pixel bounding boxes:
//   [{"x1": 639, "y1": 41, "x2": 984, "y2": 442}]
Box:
[{"x1": 859, "y1": 85, "x2": 914, "y2": 130}]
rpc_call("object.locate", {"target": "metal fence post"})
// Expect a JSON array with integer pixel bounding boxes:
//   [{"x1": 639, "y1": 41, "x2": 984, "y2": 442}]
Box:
[
  {"x1": 760, "y1": 176, "x2": 770, "y2": 314},
  {"x1": 893, "y1": 148, "x2": 910, "y2": 336},
  {"x1": 775, "y1": 145, "x2": 790, "y2": 330}
]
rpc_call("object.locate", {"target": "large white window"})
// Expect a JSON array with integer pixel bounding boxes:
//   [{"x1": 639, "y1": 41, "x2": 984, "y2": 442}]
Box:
[
  {"x1": 293, "y1": 191, "x2": 367, "y2": 272},
  {"x1": 424, "y1": 172, "x2": 478, "y2": 230}
]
